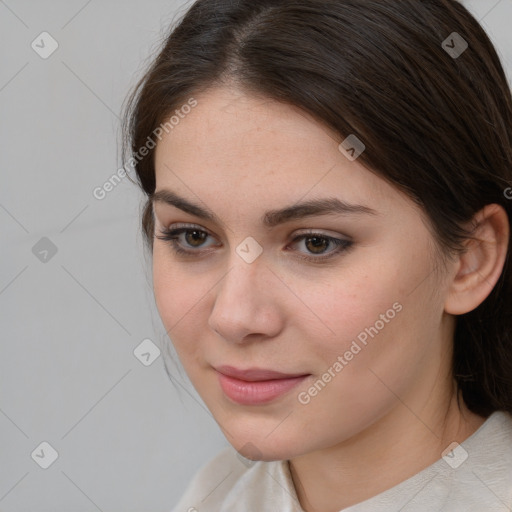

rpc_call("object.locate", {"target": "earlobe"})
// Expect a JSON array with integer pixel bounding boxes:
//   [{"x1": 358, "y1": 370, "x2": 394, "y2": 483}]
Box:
[{"x1": 444, "y1": 204, "x2": 510, "y2": 315}]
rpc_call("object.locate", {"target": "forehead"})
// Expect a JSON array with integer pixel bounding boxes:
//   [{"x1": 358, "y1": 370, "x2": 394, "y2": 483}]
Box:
[
  {"x1": 153, "y1": 86, "x2": 408, "y2": 217},
  {"x1": 155, "y1": 86, "x2": 336, "y2": 167}
]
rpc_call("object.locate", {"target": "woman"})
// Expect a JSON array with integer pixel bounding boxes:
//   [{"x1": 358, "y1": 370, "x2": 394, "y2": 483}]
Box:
[{"x1": 122, "y1": 0, "x2": 512, "y2": 510}]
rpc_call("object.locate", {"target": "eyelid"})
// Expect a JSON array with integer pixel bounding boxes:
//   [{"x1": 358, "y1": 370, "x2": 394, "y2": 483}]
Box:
[
  {"x1": 163, "y1": 222, "x2": 218, "y2": 239},
  {"x1": 164, "y1": 223, "x2": 349, "y2": 240},
  {"x1": 292, "y1": 227, "x2": 351, "y2": 239}
]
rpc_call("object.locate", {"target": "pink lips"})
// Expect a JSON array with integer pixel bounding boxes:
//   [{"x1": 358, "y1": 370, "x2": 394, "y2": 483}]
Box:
[{"x1": 215, "y1": 365, "x2": 310, "y2": 405}]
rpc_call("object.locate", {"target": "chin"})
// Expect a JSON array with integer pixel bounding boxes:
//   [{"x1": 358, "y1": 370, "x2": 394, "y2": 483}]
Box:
[
  {"x1": 234, "y1": 442, "x2": 293, "y2": 462},
  {"x1": 222, "y1": 426, "x2": 305, "y2": 462}
]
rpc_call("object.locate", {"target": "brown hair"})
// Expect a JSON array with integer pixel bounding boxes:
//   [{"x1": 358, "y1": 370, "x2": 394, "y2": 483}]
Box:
[{"x1": 122, "y1": 0, "x2": 512, "y2": 417}]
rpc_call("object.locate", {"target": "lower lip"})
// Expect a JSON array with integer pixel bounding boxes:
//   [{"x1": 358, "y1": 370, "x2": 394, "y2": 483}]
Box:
[{"x1": 217, "y1": 372, "x2": 309, "y2": 405}]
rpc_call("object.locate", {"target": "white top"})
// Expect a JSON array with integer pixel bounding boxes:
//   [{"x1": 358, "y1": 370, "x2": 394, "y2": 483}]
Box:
[{"x1": 171, "y1": 411, "x2": 512, "y2": 511}]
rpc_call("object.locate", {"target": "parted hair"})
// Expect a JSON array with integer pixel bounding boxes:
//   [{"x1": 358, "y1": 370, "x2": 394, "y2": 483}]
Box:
[{"x1": 122, "y1": 0, "x2": 512, "y2": 417}]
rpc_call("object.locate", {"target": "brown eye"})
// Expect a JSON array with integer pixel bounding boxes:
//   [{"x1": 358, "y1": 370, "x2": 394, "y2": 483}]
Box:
[
  {"x1": 185, "y1": 230, "x2": 208, "y2": 247},
  {"x1": 288, "y1": 232, "x2": 353, "y2": 263},
  {"x1": 155, "y1": 226, "x2": 218, "y2": 256},
  {"x1": 304, "y1": 236, "x2": 330, "y2": 254}
]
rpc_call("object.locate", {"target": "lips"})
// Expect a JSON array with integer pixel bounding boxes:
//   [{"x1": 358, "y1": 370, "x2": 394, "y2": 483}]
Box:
[
  {"x1": 215, "y1": 365, "x2": 310, "y2": 405},
  {"x1": 215, "y1": 365, "x2": 308, "y2": 381}
]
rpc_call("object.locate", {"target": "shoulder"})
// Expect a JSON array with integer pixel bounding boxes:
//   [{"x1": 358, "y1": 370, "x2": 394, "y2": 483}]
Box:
[
  {"x1": 434, "y1": 410, "x2": 512, "y2": 511},
  {"x1": 170, "y1": 446, "x2": 301, "y2": 512}
]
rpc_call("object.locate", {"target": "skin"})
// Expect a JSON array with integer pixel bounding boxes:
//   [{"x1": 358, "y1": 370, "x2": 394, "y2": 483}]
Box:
[{"x1": 151, "y1": 86, "x2": 508, "y2": 511}]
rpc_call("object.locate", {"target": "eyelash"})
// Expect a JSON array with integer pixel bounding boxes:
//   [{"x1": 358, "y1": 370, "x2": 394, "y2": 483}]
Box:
[{"x1": 155, "y1": 224, "x2": 353, "y2": 263}]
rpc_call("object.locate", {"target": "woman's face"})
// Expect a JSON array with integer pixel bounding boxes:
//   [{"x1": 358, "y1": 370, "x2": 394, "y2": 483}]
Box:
[{"x1": 152, "y1": 86, "x2": 454, "y2": 461}]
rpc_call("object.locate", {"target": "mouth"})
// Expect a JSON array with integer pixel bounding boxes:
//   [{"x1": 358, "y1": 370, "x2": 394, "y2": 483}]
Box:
[{"x1": 215, "y1": 365, "x2": 311, "y2": 405}]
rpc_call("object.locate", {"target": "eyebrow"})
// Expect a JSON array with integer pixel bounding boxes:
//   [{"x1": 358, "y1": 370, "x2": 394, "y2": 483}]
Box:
[{"x1": 151, "y1": 189, "x2": 377, "y2": 228}]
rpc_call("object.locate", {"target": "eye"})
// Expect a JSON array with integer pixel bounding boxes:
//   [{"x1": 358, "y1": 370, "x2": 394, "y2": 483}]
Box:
[
  {"x1": 155, "y1": 224, "x2": 353, "y2": 263},
  {"x1": 155, "y1": 224, "x2": 219, "y2": 256},
  {"x1": 287, "y1": 232, "x2": 352, "y2": 262}
]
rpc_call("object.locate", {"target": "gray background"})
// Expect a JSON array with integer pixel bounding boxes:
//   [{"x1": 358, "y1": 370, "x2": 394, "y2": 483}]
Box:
[{"x1": 0, "y1": 1, "x2": 511, "y2": 511}]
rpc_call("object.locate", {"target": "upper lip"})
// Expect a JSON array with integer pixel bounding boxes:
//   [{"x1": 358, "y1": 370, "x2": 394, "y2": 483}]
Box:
[{"x1": 215, "y1": 365, "x2": 309, "y2": 382}]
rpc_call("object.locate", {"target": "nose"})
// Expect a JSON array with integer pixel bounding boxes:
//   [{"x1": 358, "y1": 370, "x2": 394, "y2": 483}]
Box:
[{"x1": 208, "y1": 257, "x2": 284, "y2": 344}]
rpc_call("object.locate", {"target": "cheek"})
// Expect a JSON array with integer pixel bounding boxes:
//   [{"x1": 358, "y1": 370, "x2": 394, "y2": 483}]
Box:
[
  {"x1": 301, "y1": 266, "x2": 401, "y2": 355},
  {"x1": 300, "y1": 243, "x2": 438, "y2": 373},
  {"x1": 153, "y1": 252, "x2": 179, "y2": 324},
  {"x1": 152, "y1": 251, "x2": 205, "y2": 355},
  {"x1": 295, "y1": 251, "x2": 444, "y2": 416}
]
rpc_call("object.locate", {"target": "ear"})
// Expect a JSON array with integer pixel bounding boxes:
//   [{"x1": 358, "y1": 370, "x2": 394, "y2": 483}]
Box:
[{"x1": 444, "y1": 204, "x2": 509, "y2": 315}]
